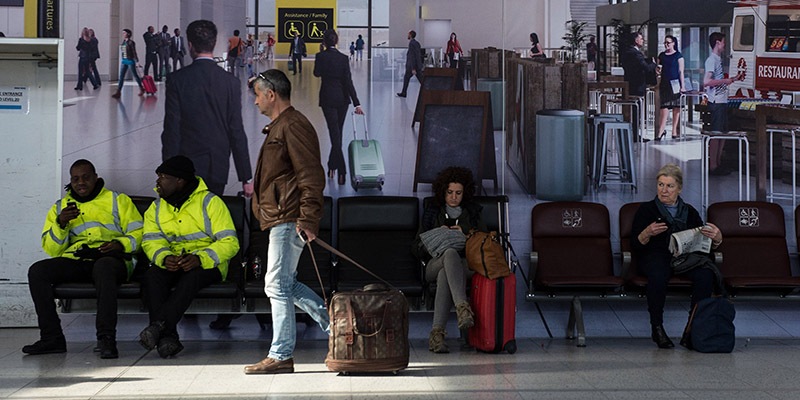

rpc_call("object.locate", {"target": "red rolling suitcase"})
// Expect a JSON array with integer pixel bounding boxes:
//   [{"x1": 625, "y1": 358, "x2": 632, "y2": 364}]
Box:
[
  {"x1": 468, "y1": 273, "x2": 517, "y2": 354},
  {"x1": 142, "y1": 75, "x2": 157, "y2": 95}
]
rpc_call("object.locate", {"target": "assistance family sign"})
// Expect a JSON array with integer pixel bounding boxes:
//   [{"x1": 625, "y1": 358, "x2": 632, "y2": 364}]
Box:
[{"x1": 277, "y1": 8, "x2": 334, "y2": 43}]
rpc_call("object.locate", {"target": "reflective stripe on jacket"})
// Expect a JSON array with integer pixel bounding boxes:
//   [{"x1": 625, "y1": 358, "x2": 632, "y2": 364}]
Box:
[
  {"x1": 41, "y1": 187, "x2": 144, "y2": 278},
  {"x1": 142, "y1": 178, "x2": 239, "y2": 280}
]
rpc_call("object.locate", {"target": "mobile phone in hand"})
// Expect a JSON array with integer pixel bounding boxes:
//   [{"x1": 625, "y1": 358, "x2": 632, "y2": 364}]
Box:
[
  {"x1": 298, "y1": 229, "x2": 308, "y2": 243},
  {"x1": 67, "y1": 201, "x2": 76, "y2": 208},
  {"x1": 444, "y1": 218, "x2": 458, "y2": 227}
]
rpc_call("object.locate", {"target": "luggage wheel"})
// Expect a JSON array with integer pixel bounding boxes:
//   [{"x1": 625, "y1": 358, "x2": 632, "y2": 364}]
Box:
[{"x1": 504, "y1": 340, "x2": 517, "y2": 354}]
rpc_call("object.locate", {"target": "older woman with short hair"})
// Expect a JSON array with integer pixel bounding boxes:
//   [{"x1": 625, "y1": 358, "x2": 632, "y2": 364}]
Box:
[{"x1": 631, "y1": 163, "x2": 723, "y2": 348}]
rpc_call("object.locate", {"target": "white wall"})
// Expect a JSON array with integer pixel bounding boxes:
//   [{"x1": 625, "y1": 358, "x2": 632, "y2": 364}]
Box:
[
  {"x1": 389, "y1": 0, "x2": 572, "y2": 53},
  {"x1": 180, "y1": 0, "x2": 247, "y2": 60},
  {"x1": 0, "y1": 6, "x2": 25, "y2": 38}
]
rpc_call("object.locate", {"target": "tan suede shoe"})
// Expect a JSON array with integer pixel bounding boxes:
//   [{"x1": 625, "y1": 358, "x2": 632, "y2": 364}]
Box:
[{"x1": 243, "y1": 357, "x2": 294, "y2": 374}]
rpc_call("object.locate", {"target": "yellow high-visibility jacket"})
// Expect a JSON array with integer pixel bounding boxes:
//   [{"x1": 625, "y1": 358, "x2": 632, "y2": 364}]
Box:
[
  {"x1": 41, "y1": 187, "x2": 144, "y2": 278},
  {"x1": 142, "y1": 178, "x2": 239, "y2": 280}
]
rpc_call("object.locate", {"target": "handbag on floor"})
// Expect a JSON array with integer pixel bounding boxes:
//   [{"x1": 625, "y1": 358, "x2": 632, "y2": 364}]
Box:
[{"x1": 682, "y1": 296, "x2": 735, "y2": 353}]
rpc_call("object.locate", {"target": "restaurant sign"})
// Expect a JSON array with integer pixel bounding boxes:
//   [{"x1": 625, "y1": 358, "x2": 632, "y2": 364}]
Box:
[{"x1": 755, "y1": 57, "x2": 800, "y2": 92}]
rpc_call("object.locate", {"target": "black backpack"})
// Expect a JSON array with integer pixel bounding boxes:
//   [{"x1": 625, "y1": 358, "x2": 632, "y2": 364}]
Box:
[{"x1": 684, "y1": 296, "x2": 736, "y2": 353}]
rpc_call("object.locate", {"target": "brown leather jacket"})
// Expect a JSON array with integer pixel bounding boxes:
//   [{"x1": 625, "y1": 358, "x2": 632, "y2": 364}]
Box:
[{"x1": 252, "y1": 106, "x2": 325, "y2": 234}]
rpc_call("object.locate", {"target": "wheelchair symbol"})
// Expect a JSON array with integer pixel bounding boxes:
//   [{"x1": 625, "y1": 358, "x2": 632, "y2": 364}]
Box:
[{"x1": 285, "y1": 21, "x2": 303, "y2": 38}]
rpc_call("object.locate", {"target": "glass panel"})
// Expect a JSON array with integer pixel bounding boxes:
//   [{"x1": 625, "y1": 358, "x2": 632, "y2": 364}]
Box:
[
  {"x1": 766, "y1": 8, "x2": 800, "y2": 53},
  {"x1": 259, "y1": 0, "x2": 277, "y2": 28},
  {"x1": 371, "y1": 27, "x2": 389, "y2": 47},
  {"x1": 247, "y1": 0, "x2": 256, "y2": 26},
  {"x1": 371, "y1": 0, "x2": 389, "y2": 27},
  {"x1": 338, "y1": 0, "x2": 368, "y2": 26},
  {"x1": 337, "y1": 27, "x2": 368, "y2": 54},
  {"x1": 733, "y1": 15, "x2": 754, "y2": 51}
]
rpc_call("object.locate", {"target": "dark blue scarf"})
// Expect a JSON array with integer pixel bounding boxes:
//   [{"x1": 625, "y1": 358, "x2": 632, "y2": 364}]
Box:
[{"x1": 655, "y1": 195, "x2": 689, "y2": 232}]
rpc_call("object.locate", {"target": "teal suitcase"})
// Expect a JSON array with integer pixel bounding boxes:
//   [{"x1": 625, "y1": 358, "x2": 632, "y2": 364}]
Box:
[{"x1": 347, "y1": 112, "x2": 385, "y2": 191}]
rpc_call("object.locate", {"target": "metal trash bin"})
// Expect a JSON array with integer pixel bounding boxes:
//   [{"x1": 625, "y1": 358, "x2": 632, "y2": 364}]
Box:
[{"x1": 535, "y1": 109, "x2": 585, "y2": 200}]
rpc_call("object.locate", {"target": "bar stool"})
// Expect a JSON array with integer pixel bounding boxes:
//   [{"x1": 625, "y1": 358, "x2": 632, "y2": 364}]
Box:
[
  {"x1": 588, "y1": 114, "x2": 624, "y2": 187},
  {"x1": 646, "y1": 88, "x2": 656, "y2": 131},
  {"x1": 767, "y1": 124, "x2": 800, "y2": 213},
  {"x1": 679, "y1": 92, "x2": 707, "y2": 138},
  {"x1": 607, "y1": 97, "x2": 645, "y2": 141},
  {"x1": 700, "y1": 130, "x2": 750, "y2": 215},
  {"x1": 597, "y1": 121, "x2": 637, "y2": 191}
]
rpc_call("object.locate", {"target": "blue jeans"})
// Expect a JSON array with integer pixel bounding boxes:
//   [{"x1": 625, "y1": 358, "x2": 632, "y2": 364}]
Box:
[
  {"x1": 264, "y1": 222, "x2": 330, "y2": 361},
  {"x1": 117, "y1": 61, "x2": 142, "y2": 90}
]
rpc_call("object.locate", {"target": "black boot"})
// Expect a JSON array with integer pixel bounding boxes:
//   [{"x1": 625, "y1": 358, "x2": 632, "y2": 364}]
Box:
[
  {"x1": 22, "y1": 336, "x2": 67, "y2": 355},
  {"x1": 98, "y1": 336, "x2": 119, "y2": 359},
  {"x1": 157, "y1": 333, "x2": 184, "y2": 358},
  {"x1": 139, "y1": 321, "x2": 165, "y2": 350},
  {"x1": 651, "y1": 325, "x2": 674, "y2": 349}
]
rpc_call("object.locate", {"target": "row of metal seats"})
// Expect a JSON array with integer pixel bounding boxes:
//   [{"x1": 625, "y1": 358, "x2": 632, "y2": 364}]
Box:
[
  {"x1": 528, "y1": 200, "x2": 800, "y2": 346},
  {"x1": 55, "y1": 195, "x2": 510, "y2": 314}
]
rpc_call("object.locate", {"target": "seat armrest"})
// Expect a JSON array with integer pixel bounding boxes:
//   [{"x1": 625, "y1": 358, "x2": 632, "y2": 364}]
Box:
[
  {"x1": 621, "y1": 251, "x2": 632, "y2": 279},
  {"x1": 528, "y1": 251, "x2": 538, "y2": 294},
  {"x1": 713, "y1": 251, "x2": 723, "y2": 265}
]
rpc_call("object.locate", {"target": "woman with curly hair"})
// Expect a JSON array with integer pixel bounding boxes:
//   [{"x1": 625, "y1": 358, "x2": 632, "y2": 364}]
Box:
[{"x1": 412, "y1": 167, "x2": 487, "y2": 353}]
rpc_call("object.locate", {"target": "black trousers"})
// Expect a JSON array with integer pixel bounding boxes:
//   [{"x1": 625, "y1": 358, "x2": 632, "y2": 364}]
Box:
[
  {"x1": 77, "y1": 57, "x2": 99, "y2": 89},
  {"x1": 400, "y1": 68, "x2": 423, "y2": 95},
  {"x1": 144, "y1": 266, "x2": 221, "y2": 332},
  {"x1": 172, "y1": 54, "x2": 184, "y2": 71},
  {"x1": 28, "y1": 257, "x2": 127, "y2": 340},
  {"x1": 640, "y1": 257, "x2": 715, "y2": 325},
  {"x1": 292, "y1": 53, "x2": 303, "y2": 74},
  {"x1": 144, "y1": 51, "x2": 158, "y2": 76},
  {"x1": 158, "y1": 51, "x2": 171, "y2": 79},
  {"x1": 322, "y1": 105, "x2": 349, "y2": 175}
]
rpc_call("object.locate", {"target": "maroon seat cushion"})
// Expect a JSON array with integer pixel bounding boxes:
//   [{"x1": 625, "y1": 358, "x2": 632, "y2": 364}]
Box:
[{"x1": 532, "y1": 202, "x2": 621, "y2": 291}]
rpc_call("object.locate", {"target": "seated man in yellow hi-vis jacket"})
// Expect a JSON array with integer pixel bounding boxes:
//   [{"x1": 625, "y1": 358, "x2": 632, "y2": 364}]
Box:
[
  {"x1": 140, "y1": 156, "x2": 239, "y2": 358},
  {"x1": 25, "y1": 159, "x2": 143, "y2": 359}
]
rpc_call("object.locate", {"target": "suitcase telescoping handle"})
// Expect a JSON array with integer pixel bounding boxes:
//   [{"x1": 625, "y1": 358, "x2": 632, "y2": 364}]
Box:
[
  {"x1": 305, "y1": 237, "x2": 396, "y2": 304},
  {"x1": 352, "y1": 110, "x2": 369, "y2": 145}
]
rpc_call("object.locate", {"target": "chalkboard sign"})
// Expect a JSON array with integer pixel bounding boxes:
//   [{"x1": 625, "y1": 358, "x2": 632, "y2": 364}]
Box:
[
  {"x1": 412, "y1": 68, "x2": 458, "y2": 127},
  {"x1": 414, "y1": 90, "x2": 496, "y2": 192}
]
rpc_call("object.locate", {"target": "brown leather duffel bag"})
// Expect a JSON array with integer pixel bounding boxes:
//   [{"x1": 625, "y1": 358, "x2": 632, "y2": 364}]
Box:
[
  {"x1": 306, "y1": 238, "x2": 409, "y2": 374},
  {"x1": 325, "y1": 284, "x2": 409, "y2": 373},
  {"x1": 466, "y1": 231, "x2": 511, "y2": 280}
]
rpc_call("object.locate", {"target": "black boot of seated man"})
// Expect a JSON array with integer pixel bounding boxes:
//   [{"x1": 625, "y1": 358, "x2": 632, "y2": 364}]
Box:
[
  {"x1": 651, "y1": 325, "x2": 674, "y2": 349},
  {"x1": 139, "y1": 321, "x2": 165, "y2": 350}
]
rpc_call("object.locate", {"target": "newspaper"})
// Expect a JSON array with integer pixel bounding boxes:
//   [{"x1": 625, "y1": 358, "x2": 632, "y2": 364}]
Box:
[{"x1": 668, "y1": 227, "x2": 712, "y2": 257}]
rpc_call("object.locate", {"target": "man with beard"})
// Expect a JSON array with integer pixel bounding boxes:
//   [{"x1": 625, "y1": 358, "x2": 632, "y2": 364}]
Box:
[{"x1": 25, "y1": 159, "x2": 143, "y2": 359}]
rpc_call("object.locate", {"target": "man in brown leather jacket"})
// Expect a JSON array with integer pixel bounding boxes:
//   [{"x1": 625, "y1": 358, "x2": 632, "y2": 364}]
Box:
[{"x1": 244, "y1": 69, "x2": 330, "y2": 375}]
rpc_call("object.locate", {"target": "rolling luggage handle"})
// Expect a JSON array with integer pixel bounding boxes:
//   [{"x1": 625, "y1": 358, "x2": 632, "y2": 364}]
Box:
[
  {"x1": 304, "y1": 237, "x2": 397, "y2": 306},
  {"x1": 352, "y1": 111, "x2": 370, "y2": 147}
]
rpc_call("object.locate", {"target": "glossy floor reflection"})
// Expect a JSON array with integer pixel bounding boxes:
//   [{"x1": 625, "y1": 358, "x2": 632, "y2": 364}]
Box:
[{"x1": 6, "y1": 57, "x2": 800, "y2": 398}]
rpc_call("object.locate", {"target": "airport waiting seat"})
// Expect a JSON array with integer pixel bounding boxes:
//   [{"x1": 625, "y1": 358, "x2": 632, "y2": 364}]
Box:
[
  {"x1": 54, "y1": 196, "x2": 155, "y2": 311},
  {"x1": 336, "y1": 196, "x2": 422, "y2": 299},
  {"x1": 420, "y1": 195, "x2": 511, "y2": 309},
  {"x1": 529, "y1": 201, "x2": 624, "y2": 346},
  {"x1": 618, "y1": 202, "x2": 691, "y2": 293},
  {"x1": 709, "y1": 201, "x2": 800, "y2": 296},
  {"x1": 243, "y1": 197, "x2": 334, "y2": 309}
]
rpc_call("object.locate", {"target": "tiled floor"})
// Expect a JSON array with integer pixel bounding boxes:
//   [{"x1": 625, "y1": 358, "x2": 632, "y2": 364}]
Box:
[{"x1": 6, "y1": 57, "x2": 800, "y2": 398}]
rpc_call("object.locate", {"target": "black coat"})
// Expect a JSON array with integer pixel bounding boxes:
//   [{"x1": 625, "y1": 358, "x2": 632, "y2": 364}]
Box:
[
  {"x1": 161, "y1": 59, "x2": 252, "y2": 189},
  {"x1": 630, "y1": 199, "x2": 705, "y2": 268},
  {"x1": 313, "y1": 48, "x2": 360, "y2": 108},
  {"x1": 406, "y1": 38, "x2": 423, "y2": 72},
  {"x1": 171, "y1": 35, "x2": 186, "y2": 57},
  {"x1": 143, "y1": 31, "x2": 158, "y2": 53},
  {"x1": 621, "y1": 45, "x2": 656, "y2": 97},
  {"x1": 289, "y1": 37, "x2": 306, "y2": 56}
]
